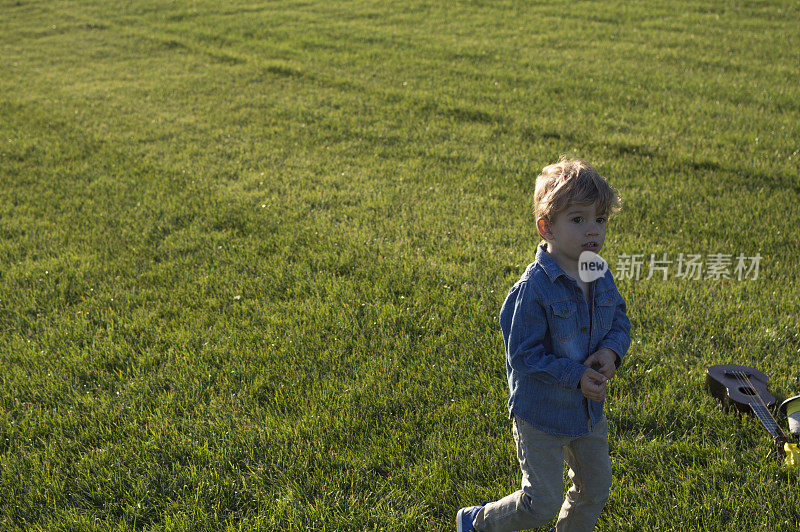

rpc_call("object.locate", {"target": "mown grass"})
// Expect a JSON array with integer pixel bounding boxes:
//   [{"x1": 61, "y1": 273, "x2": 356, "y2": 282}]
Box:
[{"x1": 1, "y1": 0, "x2": 800, "y2": 530}]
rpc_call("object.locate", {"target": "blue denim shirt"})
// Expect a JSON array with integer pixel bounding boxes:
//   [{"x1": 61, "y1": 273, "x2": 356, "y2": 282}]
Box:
[{"x1": 500, "y1": 243, "x2": 631, "y2": 437}]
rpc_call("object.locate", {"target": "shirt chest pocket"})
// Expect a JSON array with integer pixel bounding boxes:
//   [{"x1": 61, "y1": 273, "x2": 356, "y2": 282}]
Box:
[
  {"x1": 595, "y1": 291, "x2": 618, "y2": 331},
  {"x1": 549, "y1": 300, "x2": 578, "y2": 341}
]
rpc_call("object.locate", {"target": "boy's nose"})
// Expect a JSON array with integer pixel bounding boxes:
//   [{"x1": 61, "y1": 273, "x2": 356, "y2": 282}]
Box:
[{"x1": 586, "y1": 222, "x2": 603, "y2": 235}]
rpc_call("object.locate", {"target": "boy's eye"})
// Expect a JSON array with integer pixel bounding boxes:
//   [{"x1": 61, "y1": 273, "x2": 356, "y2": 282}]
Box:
[
  {"x1": 596, "y1": 217, "x2": 607, "y2": 224},
  {"x1": 571, "y1": 217, "x2": 584, "y2": 223}
]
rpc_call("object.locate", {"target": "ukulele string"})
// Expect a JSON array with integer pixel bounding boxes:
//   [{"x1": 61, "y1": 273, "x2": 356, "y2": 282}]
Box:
[
  {"x1": 733, "y1": 371, "x2": 776, "y2": 440},
  {"x1": 733, "y1": 370, "x2": 780, "y2": 438},
  {"x1": 722, "y1": 370, "x2": 778, "y2": 522},
  {"x1": 738, "y1": 371, "x2": 772, "y2": 416}
]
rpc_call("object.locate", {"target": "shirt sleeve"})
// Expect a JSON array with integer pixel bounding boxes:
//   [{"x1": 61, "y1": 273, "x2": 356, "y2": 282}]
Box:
[
  {"x1": 597, "y1": 293, "x2": 631, "y2": 366},
  {"x1": 500, "y1": 281, "x2": 588, "y2": 389}
]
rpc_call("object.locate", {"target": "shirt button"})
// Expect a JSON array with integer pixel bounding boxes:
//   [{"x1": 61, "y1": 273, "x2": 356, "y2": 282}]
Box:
[{"x1": 581, "y1": 327, "x2": 588, "y2": 333}]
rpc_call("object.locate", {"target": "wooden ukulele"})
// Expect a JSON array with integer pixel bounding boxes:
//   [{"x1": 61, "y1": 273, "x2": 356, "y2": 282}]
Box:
[{"x1": 705, "y1": 364, "x2": 789, "y2": 459}]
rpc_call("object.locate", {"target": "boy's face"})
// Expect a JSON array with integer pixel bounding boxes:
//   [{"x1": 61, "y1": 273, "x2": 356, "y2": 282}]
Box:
[{"x1": 537, "y1": 202, "x2": 608, "y2": 266}]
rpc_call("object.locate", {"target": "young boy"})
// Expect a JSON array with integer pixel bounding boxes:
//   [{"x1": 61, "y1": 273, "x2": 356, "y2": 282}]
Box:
[{"x1": 458, "y1": 158, "x2": 631, "y2": 532}]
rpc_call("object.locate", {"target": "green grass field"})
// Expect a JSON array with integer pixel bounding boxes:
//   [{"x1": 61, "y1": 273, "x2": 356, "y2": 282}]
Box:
[{"x1": 2, "y1": 0, "x2": 800, "y2": 529}]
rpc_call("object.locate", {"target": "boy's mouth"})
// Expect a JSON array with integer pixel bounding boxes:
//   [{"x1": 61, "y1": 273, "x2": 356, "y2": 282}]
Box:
[{"x1": 582, "y1": 241, "x2": 599, "y2": 250}]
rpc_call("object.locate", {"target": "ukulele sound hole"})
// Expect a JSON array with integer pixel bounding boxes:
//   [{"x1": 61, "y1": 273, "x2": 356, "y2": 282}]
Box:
[{"x1": 738, "y1": 386, "x2": 757, "y2": 396}]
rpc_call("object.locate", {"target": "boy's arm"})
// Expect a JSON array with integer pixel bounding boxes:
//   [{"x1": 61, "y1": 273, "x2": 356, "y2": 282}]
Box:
[{"x1": 500, "y1": 282, "x2": 588, "y2": 390}]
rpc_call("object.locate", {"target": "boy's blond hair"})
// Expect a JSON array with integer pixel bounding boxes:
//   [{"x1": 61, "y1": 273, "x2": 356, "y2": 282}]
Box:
[{"x1": 534, "y1": 157, "x2": 621, "y2": 222}]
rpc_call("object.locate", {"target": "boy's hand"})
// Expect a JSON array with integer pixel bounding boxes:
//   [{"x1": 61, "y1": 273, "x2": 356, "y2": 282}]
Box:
[
  {"x1": 580, "y1": 368, "x2": 607, "y2": 402},
  {"x1": 585, "y1": 348, "x2": 619, "y2": 380}
]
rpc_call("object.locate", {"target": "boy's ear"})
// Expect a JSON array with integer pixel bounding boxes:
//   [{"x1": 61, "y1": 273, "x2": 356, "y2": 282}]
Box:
[{"x1": 536, "y1": 217, "x2": 552, "y2": 240}]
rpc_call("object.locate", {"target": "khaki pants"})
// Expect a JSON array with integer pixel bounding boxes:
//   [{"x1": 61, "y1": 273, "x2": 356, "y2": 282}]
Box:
[{"x1": 473, "y1": 416, "x2": 612, "y2": 532}]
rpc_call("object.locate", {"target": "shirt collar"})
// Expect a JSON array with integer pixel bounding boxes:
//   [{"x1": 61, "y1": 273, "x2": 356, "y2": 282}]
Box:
[
  {"x1": 536, "y1": 242, "x2": 613, "y2": 288},
  {"x1": 536, "y1": 242, "x2": 570, "y2": 283}
]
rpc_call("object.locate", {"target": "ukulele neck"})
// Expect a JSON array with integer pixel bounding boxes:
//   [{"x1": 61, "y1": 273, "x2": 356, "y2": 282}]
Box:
[{"x1": 750, "y1": 402, "x2": 786, "y2": 441}]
